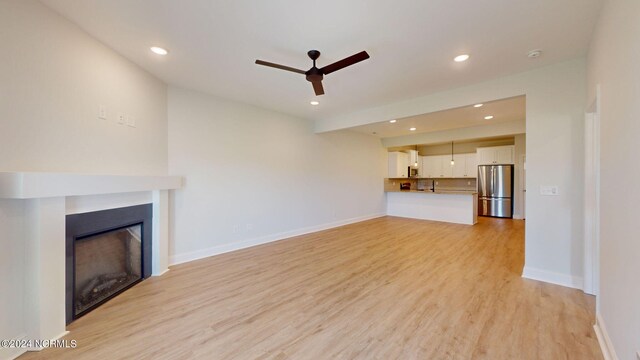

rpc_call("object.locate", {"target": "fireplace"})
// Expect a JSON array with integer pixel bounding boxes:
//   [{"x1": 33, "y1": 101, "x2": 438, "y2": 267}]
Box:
[{"x1": 66, "y1": 204, "x2": 152, "y2": 324}]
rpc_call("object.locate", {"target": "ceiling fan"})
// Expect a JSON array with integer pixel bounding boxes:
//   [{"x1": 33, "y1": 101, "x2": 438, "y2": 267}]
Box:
[{"x1": 255, "y1": 50, "x2": 370, "y2": 96}]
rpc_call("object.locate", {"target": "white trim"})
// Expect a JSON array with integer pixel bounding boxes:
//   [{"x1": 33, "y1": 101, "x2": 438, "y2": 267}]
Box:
[
  {"x1": 2, "y1": 330, "x2": 76, "y2": 359},
  {"x1": 9, "y1": 330, "x2": 71, "y2": 358},
  {"x1": 594, "y1": 312, "x2": 618, "y2": 360},
  {"x1": 522, "y1": 266, "x2": 583, "y2": 289},
  {"x1": 583, "y1": 85, "x2": 601, "y2": 297},
  {"x1": 152, "y1": 190, "x2": 170, "y2": 276},
  {"x1": 169, "y1": 213, "x2": 385, "y2": 265},
  {"x1": 0, "y1": 172, "x2": 182, "y2": 199},
  {"x1": 65, "y1": 191, "x2": 152, "y2": 215},
  {"x1": 152, "y1": 268, "x2": 170, "y2": 277}
]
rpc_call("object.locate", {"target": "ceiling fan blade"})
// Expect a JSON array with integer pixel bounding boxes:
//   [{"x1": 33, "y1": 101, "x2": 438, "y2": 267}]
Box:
[
  {"x1": 255, "y1": 60, "x2": 306, "y2": 75},
  {"x1": 312, "y1": 80, "x2": 325, "y2": 96},
  {"x1": 320, "y1": 51, "x2": 370, "y2": 75}
]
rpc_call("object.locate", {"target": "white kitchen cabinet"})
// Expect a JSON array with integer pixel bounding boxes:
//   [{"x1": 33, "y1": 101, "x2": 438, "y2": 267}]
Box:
[
  {"x1": 452, "y1": 153, "x2": 478, "y2": 178},
  {"x1": 407, "y1": 150, "x2": 419, "y2": 169},
  {"x1": 452, "y1": 154, "x2": 466, "y2": 178},
  {"x1": 388, "y1": 152, "x2": 410, "y2": 178},
  {"x1": 421, "y1": 155, "x2": 440, "y2": 178},
  {"x1": 422, "y1": 155, "x2": 454, "y2": 178},
  {"x1": 418, "y1": 155, "x2": 426, "y2": 177},
  {"x1": 465, "y1": 153, "x2": 478, "y2": 178},
  {"x1": 495, "y1": 146, "x2": 514, "y2": 164},
  {"x1": 477, "y1": 146, "x2": 514, "y2": 165},
  {"x1": 439, "y1": 156, "x2": 454, "y2": 178}
]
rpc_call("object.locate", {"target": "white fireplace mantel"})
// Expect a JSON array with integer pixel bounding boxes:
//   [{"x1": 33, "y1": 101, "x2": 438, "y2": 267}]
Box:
[
  {"x1": 0, "y1": 172, "x2": 181, "y2": 355},
  {"x1": 0, "y1": 172, "x2": 182, "y2": 199}
]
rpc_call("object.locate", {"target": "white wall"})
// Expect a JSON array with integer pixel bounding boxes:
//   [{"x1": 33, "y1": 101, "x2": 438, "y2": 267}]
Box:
[
  {"x1": 168, "y1": 87, "x2": 386, "y2": 264},
  {"x1": 0, "y1": 0, "x2": 168, "y2": 175},
  {"x1": 0, "y1": 200, "x2": 25, "y2": 360},
  {"x1": 587, "y1": 1, "x2": 640, "y2": 359},
  {"x1": 316, "y1": 59, "x2": 587, "y2": 289}
]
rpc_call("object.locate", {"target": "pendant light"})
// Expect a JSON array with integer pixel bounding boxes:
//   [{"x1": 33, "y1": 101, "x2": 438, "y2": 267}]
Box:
[
  {"x1": 450, "y1": 141, "x2": 455, "y2": 165},
  {"x1": 414, "y1": 145, "x2": 419, "y2": 167}
]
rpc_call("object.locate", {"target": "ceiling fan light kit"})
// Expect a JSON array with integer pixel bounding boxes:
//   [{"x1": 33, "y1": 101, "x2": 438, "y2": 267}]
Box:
[{"x1": 255, "y1": 49, "x2": 370, "y2": 96}]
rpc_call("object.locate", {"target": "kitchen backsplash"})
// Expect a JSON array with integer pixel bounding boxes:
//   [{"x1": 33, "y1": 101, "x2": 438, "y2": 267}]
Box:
[{"x1": 384, "y1": 178, "x2": 477, "y2": 192}]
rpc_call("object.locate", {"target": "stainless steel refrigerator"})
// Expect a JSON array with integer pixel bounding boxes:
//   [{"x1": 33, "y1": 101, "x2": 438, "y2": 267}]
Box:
[{"x1": 477, "y1": 165, "x2": 513, "y2": 218}]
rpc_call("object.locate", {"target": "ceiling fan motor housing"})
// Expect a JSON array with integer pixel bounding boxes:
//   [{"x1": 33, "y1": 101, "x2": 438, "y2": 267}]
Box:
[{"x1": 305, "y1": 67, "x2": 323, "y2": 82}]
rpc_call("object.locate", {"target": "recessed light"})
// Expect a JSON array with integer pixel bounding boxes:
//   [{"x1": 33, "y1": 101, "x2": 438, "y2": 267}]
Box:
[
  {"x1": 409, "y1": 127, "x2": 417, "y2": 131},
  {"x1": 474, "y1": 103, "x2": 483, "y2": 108},
  {"x1": 150, "y1": 46, "x2": 169, "y2": 55},
  {"x1": 389, "y1": 119, "x2": 397, "y2": 123},
  {"x1": 528, "y1": 49, "x2": 542, "y2": 58},
  {"x1": 484, "y1": 115, "x2": 494, "y2": 120},
  {"x1": 310, "y1": 101, "x2": 319, "y2": 105},
  {"x1": 454, "y1": 54, "x2": 470, "y2": 62}
]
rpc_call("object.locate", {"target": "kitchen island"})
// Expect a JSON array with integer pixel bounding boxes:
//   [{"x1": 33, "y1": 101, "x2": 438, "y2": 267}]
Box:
[{"x1": 386, "y1": 190, "x2": 478, "y2": 225}]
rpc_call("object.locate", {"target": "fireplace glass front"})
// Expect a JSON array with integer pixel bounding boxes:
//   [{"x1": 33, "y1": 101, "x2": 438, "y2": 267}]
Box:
[{"x1": 74, "y1": 224, "x2": 142, "y2": 318}]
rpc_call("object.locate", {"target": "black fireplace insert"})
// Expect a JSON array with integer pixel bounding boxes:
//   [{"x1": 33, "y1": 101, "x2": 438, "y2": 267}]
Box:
[{"x1": 65, "y1": 204, "x2": 152, "y2": 324}]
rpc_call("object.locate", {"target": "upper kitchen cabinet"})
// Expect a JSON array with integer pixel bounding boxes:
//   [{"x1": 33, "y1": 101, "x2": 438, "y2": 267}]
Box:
[
  {"x1": 452, "y1": 153, "x2": 478, "y2": 178},
  {"x1": 388, "y1": 151, "x2": 410, "y2": 178},
  {"x1": 465, "y1": 153, "x2": 478, "y2": 177},
  {"x1": 406, "y1": 150, "x2": 419, "y2": 170},
  {"x1": 477, "y1": 145, "x2": 514, "y2": 165},
  {"x1": 422, "y1": 155, "x2": 439, "y2": 178},
  {"x1": 422, "y1": 155, "x2": 453, "y2": 178},
  {"x1": 452, "y1": 154, "x2": 466, "y2": 178}
]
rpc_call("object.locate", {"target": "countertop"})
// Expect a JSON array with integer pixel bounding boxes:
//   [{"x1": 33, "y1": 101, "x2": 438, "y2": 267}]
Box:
[{"x1": 386, "y1": 189, "x2": 478, "y2": 195}]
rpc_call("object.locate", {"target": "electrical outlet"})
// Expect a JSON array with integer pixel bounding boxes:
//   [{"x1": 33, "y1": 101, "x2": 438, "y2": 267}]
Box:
[
  {"x1": 117, "y1": 113, "x2": 125, "y2": 125},
  {"x1": 467, "y1": 181, "x2": 471, "y2": 186},
  {"x1": 98, "y1": 105, "x2": 107, "y2": 120},
  {"x1": 126, "y1": 115, "x2": 136, "y2": 127},
  {"x1": 540, "y1": 185, "x2": 559, "y2": 196}
]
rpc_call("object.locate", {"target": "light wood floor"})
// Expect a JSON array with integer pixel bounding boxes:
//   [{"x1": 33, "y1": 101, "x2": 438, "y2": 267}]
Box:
[{"x1": 22, "y1": 216, "x2": 602, "y2": 360}]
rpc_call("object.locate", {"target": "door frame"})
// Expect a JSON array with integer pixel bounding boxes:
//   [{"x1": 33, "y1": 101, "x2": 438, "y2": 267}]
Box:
[
  {"x1": 583, "y1": 86, "x2": 601, "y2": 297},
  {"x1": 520, "y1": 154, "x2": 526, "y2": 219}
]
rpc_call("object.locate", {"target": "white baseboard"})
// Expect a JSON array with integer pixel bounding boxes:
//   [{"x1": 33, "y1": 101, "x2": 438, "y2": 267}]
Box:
[
  {"x1": 169, "y1": 213, "x2": 386, "y2": 266},
  {"x1": 594, "y1": 312, "x2": 618, "y2": 360},
  {"x1": 522, "y1": 266, "x2": 584, "y2": 290},
  {"x1": 152, "y1": 268, "x2": 170, "y2": 277},
  {"x1": 3, "y1": 330, "x2": 70, "y2": 360},
  {"x1": 29, "y1": 331, "x2": 70, "y2": 352}
]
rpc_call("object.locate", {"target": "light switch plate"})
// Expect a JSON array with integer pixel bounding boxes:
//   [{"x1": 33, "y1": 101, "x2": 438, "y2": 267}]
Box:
[
  {"x1": 540, "y1": 185, "x2": 559, "y2": 196},
  {"x1": 98, "y1": 105, "x2": 107, "y2": 120}
]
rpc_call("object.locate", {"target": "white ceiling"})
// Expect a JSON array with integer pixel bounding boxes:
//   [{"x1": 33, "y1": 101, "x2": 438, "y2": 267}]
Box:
[
  {"x1": 41, "y1": 0, "x2": 602, "y2": 120},
  {"x1": 351, "y1": 96, "x2": 525, "y2": 138}
]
